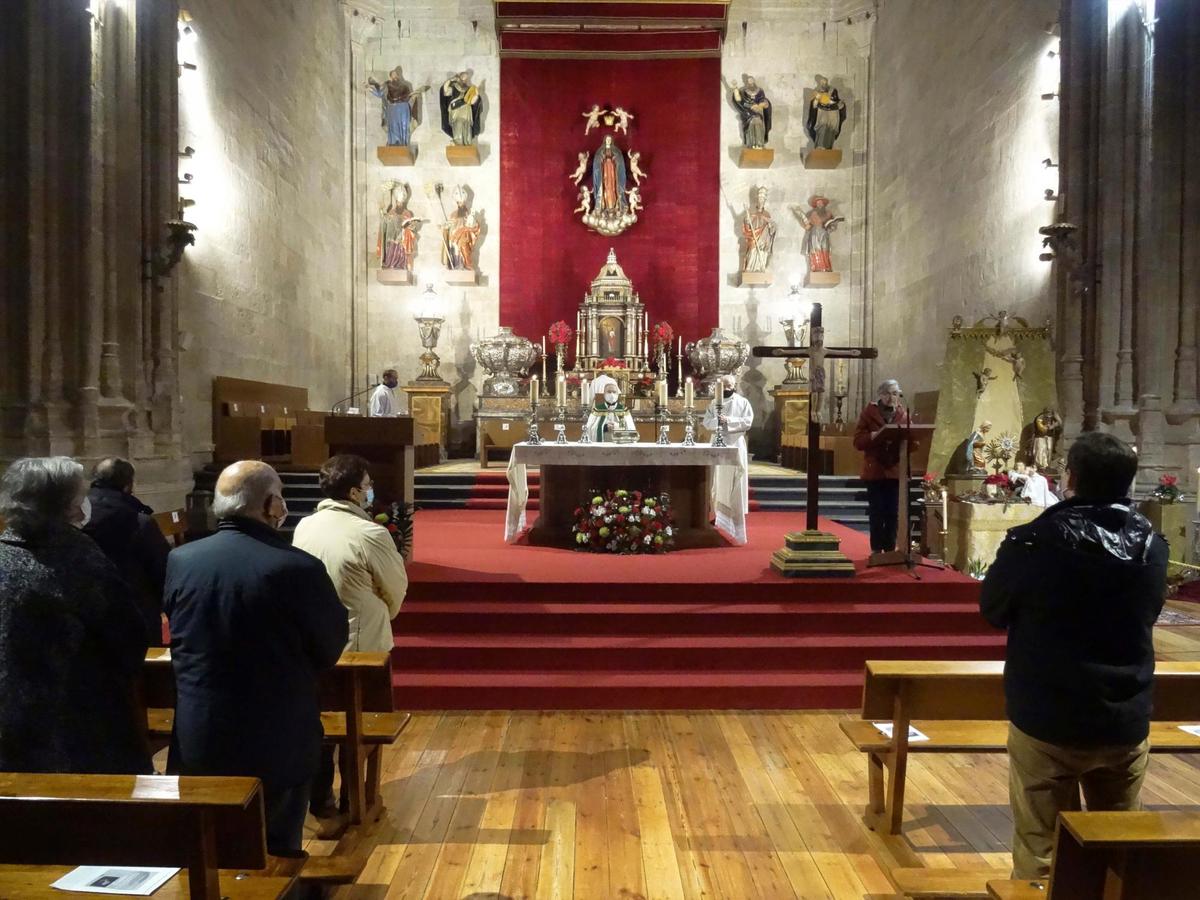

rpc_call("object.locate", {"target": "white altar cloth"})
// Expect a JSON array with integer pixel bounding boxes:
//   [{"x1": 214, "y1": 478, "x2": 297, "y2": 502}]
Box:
[{"x1": 505, "y1": 441, "x2": 747, "y2": 544}]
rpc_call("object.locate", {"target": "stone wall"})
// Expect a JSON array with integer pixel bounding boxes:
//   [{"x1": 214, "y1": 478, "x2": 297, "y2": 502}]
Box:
[
  {"x1": 869, "y1": 0, "x2": 1060, "y2": 398},
  {"x1": 176, "y1": 0, "x2": 351, "y2": 466}
]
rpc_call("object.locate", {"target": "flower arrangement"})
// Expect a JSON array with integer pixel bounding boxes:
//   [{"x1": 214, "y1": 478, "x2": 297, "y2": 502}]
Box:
[
  {"x1": 373, "y1": 501, "x2": 414, "y2": 560},
  {"x1": 548, "y1": 320, "x2": 573, "y2": 347},
  {"x1": 600, "y1": 357, "x2": 628, "y2": 369},
  {"x1": 983, "y1": 472, "x2": 1012, "y2": 489},
  {"x1": 1150, "y1": 473, "x2": 1183, "y2": 504},
  {"x1": 652, "y1": 321, "x2": 674, "y2": 349},
  {"x1": 572, "y1": 489, "x2": 675, "y2": 554},
  {"x1": 565, "y1": 373, "x2": 583, "y2": 386},
  {"x1": 921, "y1": 471, "x2": 944, "y2": 502}
]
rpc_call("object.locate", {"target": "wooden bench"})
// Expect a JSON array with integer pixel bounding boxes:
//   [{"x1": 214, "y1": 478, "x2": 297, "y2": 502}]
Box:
[
  {"x1": 153, "y1": 508, "x2": 188, "y2": 547},
  {"x1": 986, "y1": 810, "x2": 1200, "y2": 899},
  {"x1": 0, "y1": 772, "x2": 296, "y2": 900},
  {"x1": 841, "y1": 660, "x2": 1200, "y2": 836},
  {"x1": 143, "y1": 649, "x2": 409, "y2": 839}
]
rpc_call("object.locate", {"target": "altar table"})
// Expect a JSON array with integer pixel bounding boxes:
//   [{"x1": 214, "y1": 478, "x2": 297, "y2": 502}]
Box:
[
  {"x1": 944, "y1": 497, "x2": 1041, "y2": 572},
  {"x1": 506, "y1": 442, "x2": 745, "y2": 549}
]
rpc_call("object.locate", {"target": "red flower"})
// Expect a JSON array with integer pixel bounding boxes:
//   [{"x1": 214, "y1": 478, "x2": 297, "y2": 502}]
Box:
[
  {"x1": 600, "y1": 357, "x2": 628, "y2": 369},
  {"x1": 922, "y1": 472, "x2": 938, "y2": 484},
  {"x1": 652, "y1": 322, "x2": 674, "y2": 346},
  {"x1": 1161, "y1": 474, "x2": 1179, "y2": 487},
  {"x1": 387, "y1": 524, "x2": 399, "y2": 533},
  {"x1": 548, "y1": 320, "x2": 573, "y2": 345},
  {"x1": 616, "y1": 514, "x2": 626, "y2": 524}
]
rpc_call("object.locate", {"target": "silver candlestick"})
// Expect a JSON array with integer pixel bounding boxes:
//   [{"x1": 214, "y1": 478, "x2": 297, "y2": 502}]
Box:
[
  {"x1": 656, "y1": 403, "x2": 670, "y2": 445},
  {"x1": 710, "y1": 394, "x2": 727, "y2": 447},
  {"x1": 682, "y1": 408, "x2": 696, "y2": 446},
  {"x1": 526, "y1": 405, "x2": 543, "y2": 445},
  {"x1": 555, "y1": 403, "x2": 568, "y2": 444},
  {"x1": 578, "y1": 405, "x2": 592, "y2": 443},
  {"x1": 675, "y1": 346, "x2": 684, "y2": 397}
]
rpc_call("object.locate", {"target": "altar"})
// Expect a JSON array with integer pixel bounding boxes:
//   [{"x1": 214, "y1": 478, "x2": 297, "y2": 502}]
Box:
[{"x1": 505, "y1": 442, "x2": 745, "y2": 549}]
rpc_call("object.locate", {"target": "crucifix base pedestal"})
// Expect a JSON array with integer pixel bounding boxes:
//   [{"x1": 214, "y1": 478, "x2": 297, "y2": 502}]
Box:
[{"x1": 771, "y1": 531, "x2": 855, "y2": 578}]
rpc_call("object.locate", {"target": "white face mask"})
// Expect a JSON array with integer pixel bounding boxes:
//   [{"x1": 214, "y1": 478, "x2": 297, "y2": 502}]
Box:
[
  {"x1": 604, "y1": 392, "x2": 618, "y2": 406},
  {"x1": 363, "y1": 487, "x2": 375, "y2": 508},
  {"x1": 75, "y1": 496, "x2": 92, "y2": 529}
]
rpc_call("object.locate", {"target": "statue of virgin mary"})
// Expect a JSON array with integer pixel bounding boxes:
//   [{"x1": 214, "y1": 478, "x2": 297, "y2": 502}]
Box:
[{"x1": 591, "y1": 135, "x2": 628, "y2": 214}]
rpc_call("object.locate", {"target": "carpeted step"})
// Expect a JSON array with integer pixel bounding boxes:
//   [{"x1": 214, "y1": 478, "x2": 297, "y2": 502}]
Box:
[
  {"x1": 388, "y1": 668, "x2": 865, "y2": 710},
  {"x1": 391, "y1": 632, "x2": 1007, "y2": 671}
]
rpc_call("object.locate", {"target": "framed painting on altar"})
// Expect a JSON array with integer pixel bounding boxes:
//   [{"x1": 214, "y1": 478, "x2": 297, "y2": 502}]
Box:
[{"x1": 598, "y1": 315, "x2": 624, "y2": 358}]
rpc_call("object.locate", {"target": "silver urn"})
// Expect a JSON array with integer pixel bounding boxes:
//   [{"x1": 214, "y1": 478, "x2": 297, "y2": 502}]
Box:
[
  {"x1": 470, "y1": 326, "x2": 541, "y2": 398},
  {"x1": 685, "y1": 327, "x2": 749, "y2": 396}
]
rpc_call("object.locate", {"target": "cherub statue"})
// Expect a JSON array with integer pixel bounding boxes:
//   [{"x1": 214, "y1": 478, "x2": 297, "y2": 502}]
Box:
[
  {"x1": 972, "y1": 367, "x2": 997, "y2": 397},
  {"x1": 612, "y1": 107, "x2": 634, "y2": 134},
  {"x1": 992, "y1": 347, "x2": 1025, "y2": 381},
  {"x1": 628, "y1": 151, "x2": 649, "y2": 186},
  {"x1": 625, "y1": 185, "x2": 644, "y2": 214},
  {"x1": 951, "y1": 315, "x2": 965, "y2": 334},
  {"x1": 582, "y1": 104, "x2": 609, "y2": 135},
  {"x1": 574, "y1": 186, "x2": 593, "y2": 215},
  {"x1": 568, "y1": 151, "x2": 588, "y2": 186}
]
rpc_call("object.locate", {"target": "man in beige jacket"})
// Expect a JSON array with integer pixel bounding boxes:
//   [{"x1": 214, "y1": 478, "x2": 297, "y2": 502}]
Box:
[{"x1": 293, "y1": 453, "x2": 408, "y2": 818}]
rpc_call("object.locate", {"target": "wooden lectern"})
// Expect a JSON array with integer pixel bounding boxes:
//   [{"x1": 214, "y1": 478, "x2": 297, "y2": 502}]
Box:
[
  {"x1": 867, "y1": 422, "x2": 940, "y2": 575},
  {"x1": 324, "y1": 415, "x2": 415, "y2": 509}
]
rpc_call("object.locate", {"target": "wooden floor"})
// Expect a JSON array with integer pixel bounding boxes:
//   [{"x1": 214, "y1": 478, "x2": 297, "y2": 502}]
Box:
[{"x1": 311, "y1": 614, "x2": 1200, "y2": 900}]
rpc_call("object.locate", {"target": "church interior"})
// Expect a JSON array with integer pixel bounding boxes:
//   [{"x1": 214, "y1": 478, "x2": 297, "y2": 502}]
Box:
[{"x1": 4, "y1": 0, "x2": 1200, "y2": 897}]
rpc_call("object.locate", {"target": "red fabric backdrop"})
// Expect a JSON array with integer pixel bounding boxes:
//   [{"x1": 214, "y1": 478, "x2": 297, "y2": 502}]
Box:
[{"x1": 499, "y1": 58, "x2": 721, "y2": 350}]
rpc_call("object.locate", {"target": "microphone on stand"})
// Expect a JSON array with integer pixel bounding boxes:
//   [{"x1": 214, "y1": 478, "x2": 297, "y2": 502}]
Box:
[{"x1": 332, "y1": 382, "x2": 379, "y2": 414}]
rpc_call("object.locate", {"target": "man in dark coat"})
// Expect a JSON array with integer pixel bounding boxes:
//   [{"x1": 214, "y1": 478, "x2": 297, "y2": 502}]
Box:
[
  {"x1": 852, "y1": 379, "x2": 909, "y2": 553},
  {"x1": 0, "y1": 456, "x2": 151, "y2": 776},
  {"x1": 980, "y1": 431, "x2": 1167, "y2": 878},
  {"x1": 84, "y1": 457, "x2": 171, "y2": 645},
  {"x1": 164, "y1": 460, "x2": 348, "y2": 855}
]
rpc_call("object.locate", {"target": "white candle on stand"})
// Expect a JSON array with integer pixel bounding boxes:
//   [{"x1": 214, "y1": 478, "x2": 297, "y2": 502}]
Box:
[
  {"x1": 529, "y1": 376, "x2": 538, "y2": 412},
  {"x1": 942, "y1": 487, "x2": 949, "y2": 530},
  {"x1": 657, "y1": 379, "x2": 668, "y2": 406},
  {"x1": 556, "y1": 373, "x2": 566, "y2": 406},
  {"x1": 716, "y1": 378, "x2": 725, "y2": 408},
  {"x1": 684, "y1": 376, "x2": 694, "y2": 409}
]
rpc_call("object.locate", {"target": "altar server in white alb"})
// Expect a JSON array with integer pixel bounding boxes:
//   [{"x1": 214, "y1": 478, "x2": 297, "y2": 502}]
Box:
[
  {"x1": 704, "y1": 374, "x2": 754, "y2": 534},
  {"x1": 585, "y1": 376, "x2": 635, "y2": 443},
  {"x1": 368, "y1": 368, "x2": 402, "y2": 417}
]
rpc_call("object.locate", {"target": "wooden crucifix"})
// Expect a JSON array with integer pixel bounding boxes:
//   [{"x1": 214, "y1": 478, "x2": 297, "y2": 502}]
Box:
[{"x1": 753, "y1": 302, "x2": 877, "y2": 531}]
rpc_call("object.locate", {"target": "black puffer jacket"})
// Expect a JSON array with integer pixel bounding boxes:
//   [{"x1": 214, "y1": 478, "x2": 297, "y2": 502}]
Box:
[{"x1": 981, "y1": 497, "x2": 1167, "y2": 747}]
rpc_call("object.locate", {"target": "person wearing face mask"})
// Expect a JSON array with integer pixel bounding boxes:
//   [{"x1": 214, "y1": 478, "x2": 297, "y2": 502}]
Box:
[
  {"x1": 368, "y1": 367, "x2": 404, "y2": 417},
  {"x1": 584, "y1": 375, "x2": 635, "y2": 442},
  {"x1": 853, "y1": 378, "x2": 910, "y2": 554},
  {"x1": 292, "y1": 454, "x2": 409, "y2": 820},
  {"x1": 0, "y1": 456, "x2": 152, "y2": 775},
  {"x1": 163, "y1": 460, "x2": 348, "y2": 855}
]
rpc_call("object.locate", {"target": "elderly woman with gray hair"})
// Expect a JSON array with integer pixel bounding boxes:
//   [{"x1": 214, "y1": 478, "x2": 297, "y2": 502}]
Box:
[
  {"x1": 853, "y1": 379, "x2": 910, "y2": 554},
  {"x1": 0, "y1": 456, "x2": 152, "y2": 774}
]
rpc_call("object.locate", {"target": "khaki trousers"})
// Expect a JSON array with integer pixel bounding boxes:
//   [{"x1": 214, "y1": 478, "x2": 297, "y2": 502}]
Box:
[{"x1": 1007, "y1": 723, "x2": 1149, "y2": 878}]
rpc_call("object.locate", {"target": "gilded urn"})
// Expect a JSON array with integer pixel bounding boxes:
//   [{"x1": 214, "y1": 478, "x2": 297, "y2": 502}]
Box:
[
  {"x1": 685, "y1": 327, "x2": 749, "y2": 396},
  {"x1": 470, "y1": 326, "x2": 541, "y2": 398}
]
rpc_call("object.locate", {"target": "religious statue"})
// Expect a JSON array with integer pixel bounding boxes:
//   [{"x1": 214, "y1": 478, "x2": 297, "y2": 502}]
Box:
[
  {"x1": 582, "y1": 104, "x2": 608, "y2": 135},
  {"x1": 366, "y1": 69, "x2": 429, "y2": 147},
  {"x1": 1032, "y1": 407, "x2": 1063, "y2": 469},
  {"x1": 628, "y1": 151, "x2": 649, "y2": 186},
  {"x1": 806, "y1": 75, "x2": 846, "y2": 150},
  {"x1": 569, "y1": 152, "x2": 589, "y2": 185},
  {"x1": 377, "y1": 182, "x2": 422, "y2": 272},
  {"x1": 741, "y1": 186, "x2": 776, "y2": 274},
  {"x1": 585, "y1": 378, "x2": 635, "y2": 442},
  {"x1": 972, "y1": 367, "x2": 998, "y2": 397},
  {"x1": 727, "y1": 74, "x2": 771, "y2": 149},
  {"x1": 991, "y1": 346, "x2": 1026, "y2": 381},
  {"x1": 797, "y1": 196, "x2": 844, "y2": 274},
  {"x1": 612, "y1": 106, "x2": 634, "y2": 134},
  {"x1": 578, "y1": 134, "x2": 643, "y2": 236},
  {"x1": 574, "y1": 186, "x2": 592, "y2": 214},
  {"x1": 966, "y1": 421, "x2": 993, "y2": 474},
  {"x1": 440, "y1": 186, "x2": 481, "y2": 272},
  {"x1": 439, "y1": 72, "x2": 482, "y2": 145}
]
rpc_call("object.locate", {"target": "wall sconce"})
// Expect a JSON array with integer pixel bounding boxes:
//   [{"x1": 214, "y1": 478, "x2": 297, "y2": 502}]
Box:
[
  {"x1": 1041, "y1": 91, "x2": 1058, "y2": 100},
  {"x1": 1042, "y1": 158, "x2": 1058, "y2": 168},
  {"x1": 179, "y1": 61, "x2": 197, "y2": 71},
  {"x1": 1039, "y1": 252, "x2": 1056, "y2": 262},
  {"x1": 178, "y1": 173, "x2": 193, "y2": 184},
  {"x1": 179, "y1": 146, "x2": 195, "y2": 158}
]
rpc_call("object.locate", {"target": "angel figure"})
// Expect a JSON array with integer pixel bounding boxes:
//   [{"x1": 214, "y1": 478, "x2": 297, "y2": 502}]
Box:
[
  {"x1": 574, "y1": 186, "x2": 593, "y2": 215},
  {"x1": 628, "y1": 151, "x2": 649, "y2": 186},
  {"x1": 612, "y1": 106, "x2": 634, "y2": 134},
  {"x1": 568, "y1": 151, "x2": 588, "y2": 186},
  {"x1": 582, "y1": 104, "x2": 609, "y2": 135},
  {"x1": 973, "y1": 367, "x2": 998, "y2": 397},
  {"x1": 626, "y1": 186, "x2": 644, "y2": 214},
  {"x1": 992, "y1": 347, "x2": 1026, "y2": 381}
]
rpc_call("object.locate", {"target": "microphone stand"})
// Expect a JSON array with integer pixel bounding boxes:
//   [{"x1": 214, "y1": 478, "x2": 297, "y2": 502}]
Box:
[{"x1": 332, "y1": 383, "x2": 379, "y2": 414}]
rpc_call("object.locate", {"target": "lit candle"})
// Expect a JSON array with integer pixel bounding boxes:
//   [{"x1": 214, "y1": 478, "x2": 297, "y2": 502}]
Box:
[
  {"x1": 529, "y1": 376, "x2": 538, "y2": 412},
  {"x1": 677, "y1": 335, "x2": 682, "y2": 360},
  {"x1": 541, "y1": 336, "x2": 546, "y2": 356},
  {"x1": 942, "y1": 487, "x2": 949, "y2": 531},
  {"x1": 684, "y1": 376, "x2": 694, "y2": 409},
  {"x1": 556, "y1": 373, "x2": 566, "y2": 406}
]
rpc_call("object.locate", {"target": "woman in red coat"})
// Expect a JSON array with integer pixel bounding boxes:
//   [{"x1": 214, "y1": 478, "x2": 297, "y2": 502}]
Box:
[{"x1": 853, "y1": 380, "x2": 909, "y2": 552}]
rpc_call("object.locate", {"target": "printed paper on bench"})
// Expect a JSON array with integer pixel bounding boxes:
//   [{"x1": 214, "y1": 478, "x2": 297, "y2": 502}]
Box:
[
  {"x1": 873, "y1": 722, "x2": 930, "y2": 742},
  {"x1": 1180, "y1": 724, "x2": 1200, "y2": 738},
  {"x1": 51, "y1": 866, "x2": 179, "y2": 895}
]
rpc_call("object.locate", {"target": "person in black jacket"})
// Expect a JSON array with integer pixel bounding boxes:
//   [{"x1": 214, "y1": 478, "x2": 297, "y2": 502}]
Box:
[
  {"x1": 84, "y1": 458, "x2": 172, "y2": 646},
  {"x1": 164, "y1": 460, "x2": 348, "y2": 855},
  {"x1": 980, "y1": 431, "x2": 1167, "y2": 878},
  {"x1": 0, "y1": 457, "x2": 152, "y2": 776}
]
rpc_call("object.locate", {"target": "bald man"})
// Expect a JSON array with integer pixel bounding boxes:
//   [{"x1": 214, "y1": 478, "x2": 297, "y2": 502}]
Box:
[{"x1": 164, "y1": 460, "x2": 348, "y2": 854}]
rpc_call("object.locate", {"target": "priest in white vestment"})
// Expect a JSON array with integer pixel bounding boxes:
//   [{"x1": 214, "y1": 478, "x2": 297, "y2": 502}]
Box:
[
  {"x1": 369, "y1": 369, "x2": 401, "y2": 417},
  {"x1": 704, "y1": 374, "x2": 753, "y2": 531},
  {"x1": 584, "y1": 376, "x2": 635, "y2": 442}
]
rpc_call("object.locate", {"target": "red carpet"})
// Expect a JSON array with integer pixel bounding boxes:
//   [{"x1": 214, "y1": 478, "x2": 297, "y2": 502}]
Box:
[{"x1": 395, "y1": 509, "x2": 1002, "y2": 710}]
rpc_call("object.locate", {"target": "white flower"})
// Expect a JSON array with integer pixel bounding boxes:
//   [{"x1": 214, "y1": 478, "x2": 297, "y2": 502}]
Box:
[
  {"x1": 665, "y1": 526, "x2": 673, "y2": 536},
  {"x1": 605, "y1": 515, "x2": 614, "y2": 524},
  {"x1": 644, "y1": 535, "x2": 652, "y2": 544}
]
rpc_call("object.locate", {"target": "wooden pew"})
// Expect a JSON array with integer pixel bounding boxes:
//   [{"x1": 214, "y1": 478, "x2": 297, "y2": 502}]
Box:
[
  {"x1": 153, "y1": 509, "x2": 188, "y2": 547},
  {"x1": 986, "y1": 811, "x2": 1200, "y2": 899},
  {"x1": 212, "y1": 376, "x2": 312, "y2": 464},
  {"x1": 841, "y1": 660, "x2": 1200, "y2": 836},
  {"x1": 0, "y1": 773, "x2": 295, "y2": 900},
  {"x1": 143, "y1": 649, "x2": 409, "y2": 836}
]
